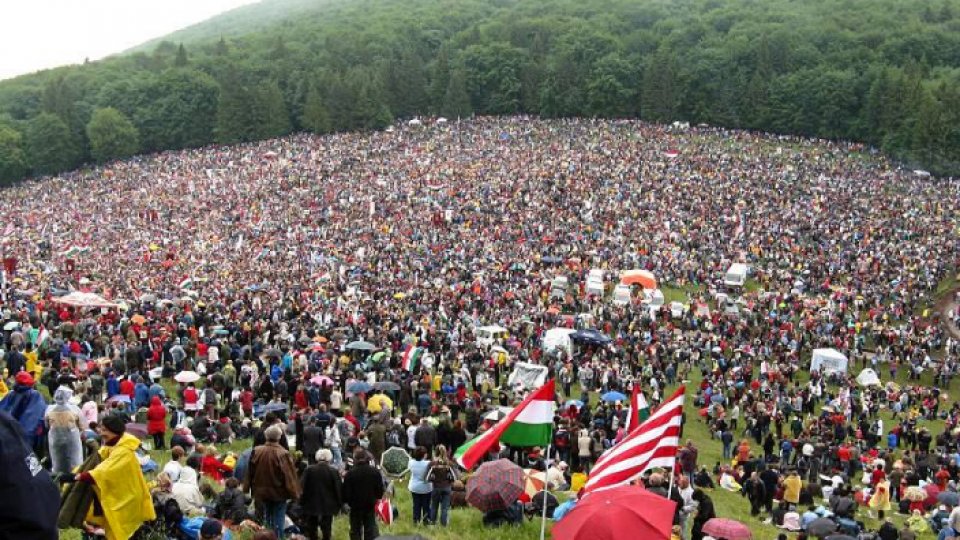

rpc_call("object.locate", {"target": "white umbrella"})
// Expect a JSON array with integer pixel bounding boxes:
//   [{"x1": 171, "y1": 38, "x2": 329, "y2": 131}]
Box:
[
  {"x1": 3, "y1": 321, "x2": 20, "y2": 331},
  {"x1": 174, "y1": 370, "x2": 201, "y2": 383}
]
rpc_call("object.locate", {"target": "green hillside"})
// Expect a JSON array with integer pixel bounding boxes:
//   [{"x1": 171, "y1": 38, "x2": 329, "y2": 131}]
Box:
[{"x1": 0, "y1": 0, "x2": 958, "y2": 182}]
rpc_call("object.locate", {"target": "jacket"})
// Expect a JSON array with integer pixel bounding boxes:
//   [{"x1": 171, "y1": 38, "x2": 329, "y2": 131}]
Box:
[
  {"x1": 342, "y1": 463, "x2": 384, "y2": 512},
  {"x1": 146, "y1": 396, "x2": 167, "y2": 435},
  {"x1": 58, "y1": 446, "x2": 102, "y2": 529},
  {"x1": 0, "y1": 383, "x2": 48, "y2": 448},
  {"x1": 300, "y1": 462, "x2": 343, "y2": 516},
  {"x1": 0, "y1": 411, "x2": 59, "y2": 540},
  {"x1": 245, "y1": 441, "x2": 301, "y2": 502},
  {"x1": 86, "y1": 433, "x2": 157, "y2": 540}
]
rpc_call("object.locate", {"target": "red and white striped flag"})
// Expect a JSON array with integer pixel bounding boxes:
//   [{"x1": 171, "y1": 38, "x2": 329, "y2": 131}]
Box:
[{"x1": 583, "y1": 385, "x2": 685, "y2": 495}]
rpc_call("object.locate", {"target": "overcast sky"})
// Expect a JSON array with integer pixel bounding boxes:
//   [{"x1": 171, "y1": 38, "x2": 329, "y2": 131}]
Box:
[{"x1": 1, "y1": 0, "x2": 258, "y2": 81}]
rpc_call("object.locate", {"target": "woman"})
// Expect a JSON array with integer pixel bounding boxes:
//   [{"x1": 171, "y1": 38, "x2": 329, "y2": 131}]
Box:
[
  {"x1": 171, "y1": 466, "x2": 206, "y2": 515},
  {"x1": 577, "y1": 428, "x2": 592, "y2": 471},
  {"x1": 690, "y1": 489, "x2": 716, "y2": 540},
  {"x1": 146, "y1": 395, "x2": 167, "y2": 450},
  {"x1": 183, "y1": 383, "x2": 199, "y2": 415},
  {"x1": 427, "y1": 445, "x2": 456, "y2": 526},
  {"x1": 46, "y1": 386, "x2": 83, "y2": 475},
  {"x1": 870, "y1": 477, "x2": 892, "y2": 519},
  {"x1": 201, "y1": 445, "x2": 233, "y2": 482},
  {"x1": 408, "y1": 447, "x2": 433, "y2": 524},
  {"x1": 74, "y1": 414, "x2": 155, "y2": 540}
]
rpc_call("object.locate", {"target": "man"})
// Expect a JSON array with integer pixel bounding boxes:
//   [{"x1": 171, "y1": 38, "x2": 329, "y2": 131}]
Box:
[
  {"x1": 343, "y1": 449, "x2": 385, "y2": 540},
  {"x1": 0, "y1": 410, "x2": 59, "y2": 540},
  {"x1": 245, "y1": 425, "x2": 301, "y2": 539},
  {"x1": 301, "y1": 449, "x2": 343, "y2": 540},
  {"x1": 678, "y1": 440, "x2": 698, "y2": 482},
  {"x1": 414, "y1": 418, "x2": 437, "y2": 457},
  {"x1": 199, "y1": 519, "x2": 224, "y2": 540},
  {"x1": 366, "y1": 418, "x2": 387, "y2": 465}
]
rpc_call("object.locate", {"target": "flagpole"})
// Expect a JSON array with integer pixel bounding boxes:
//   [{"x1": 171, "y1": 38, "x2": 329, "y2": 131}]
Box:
[{"x1": 540, "y1": 438, "x2": 553, "y2": 540}]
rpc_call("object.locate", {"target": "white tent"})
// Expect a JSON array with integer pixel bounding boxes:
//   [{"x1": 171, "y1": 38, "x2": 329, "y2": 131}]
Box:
[
  {"x1": 542, "y1": 327, "x2": 576, "y2": 357},
  {"x1": 508, "y1": 362, "x2": 549, "y2": 390},
  {"x1": 856, "y1": 368, "x2": 881, "y2": 387},
  {"x1": 810, "y1": 348, "x2": 849, "y2": 374}
]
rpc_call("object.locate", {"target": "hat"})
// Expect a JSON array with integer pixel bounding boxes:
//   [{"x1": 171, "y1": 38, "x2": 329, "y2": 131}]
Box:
[
  {"x1": 558, "y1": 461, "x2": 569, "y2": 470},
  {"x1": 199, "y1": 519, "x2": 223, "y2": 538},
  {"x1": 101, "y1": 414, "x2": 127, "y2": 436},
  {"x1": 15, "y1": 371, "x2": 34, "y2": 386}
]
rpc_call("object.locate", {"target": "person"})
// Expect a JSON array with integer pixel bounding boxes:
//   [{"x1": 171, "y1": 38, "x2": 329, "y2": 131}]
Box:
[
  {"x1": 45, "y1": 385, "x2": 83, "y2": 475},
  {"x1": 414, "y1": 418, "x2": 437, "y2": 457},
  {"x1": 427, "y1": 444, "x2": 455, "y2": 526},
  {"x1": 870, "y1": 477, "x2": 892, "y2": 519},
  {"x1": 300, "y1": 449, "x2": 343, "y2": 540},
  {"x1": 147, "y1": 395, "x2": 167, "y2": 450},
  {"x1": 342, "y1": 449, "x2": 384, "y2": 540},
  {"x1": 407, "y1": 446, "x2": 433, "y2": 524},
  {"x1": 690, "y1": 489, "x2": 715, "y2": 540},
  {"x1": 74, "y1": 413, "x2": 156, "y2": 540},
  {"x1": 244, "y1": 425, "x2": 301, "y2": 539},
  {"x1": 0, "y1": 410, "x2": 59, "y2": 540},
  {"x1": 783, "y1": 469, "x2": 802, "y2": 507},
  {"x1": 200, "y1": 519, "x2": 226, "y2": 540},
  {"x1": 0, "y1": 371, "x2": 47, "y2": 451},
  {"x1": 163, "y1": 445, "x2": 186, "y2": 482},
  {"x1": 172, "y1": 466, "x2": 206, "y2": 515},
  {"x1": 213, "y1": 477, "x2": 250, "y2": 524}
]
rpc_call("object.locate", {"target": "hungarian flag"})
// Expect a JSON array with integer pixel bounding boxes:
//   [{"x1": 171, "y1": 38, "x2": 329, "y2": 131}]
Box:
[
  {"x1": 583, "y1": 386, "x2": 685, "y2": 496},
  {"x1": 625, "y1": 384, "x2": 650, "y2": 433},
  {"x1": 401, "y1": 345, "x2": 424, "y2": 372},
  {"x1": 374, "y1": 498, "x2": 394, "y2": 524},
  {"x1": 36, "y1": 325, "x2": 49, "y2": 347},
  {"x1": 178, "y1": 276, "x2": 194, "y2": 290},
  {"x1": 455, "y1": 379, "x2": 556, "y2": 469}
]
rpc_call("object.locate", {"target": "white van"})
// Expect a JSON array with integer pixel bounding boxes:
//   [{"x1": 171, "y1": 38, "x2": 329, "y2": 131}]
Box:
[
  {"x1": 612, "y1": 284, "x2": 632, "y2": 306},
  {"x1": 475, "y1": 325, "x2": 509, "y2": 348},
  {"x1": 723, "y1": 263, "x2": 749, "y2": 288}
]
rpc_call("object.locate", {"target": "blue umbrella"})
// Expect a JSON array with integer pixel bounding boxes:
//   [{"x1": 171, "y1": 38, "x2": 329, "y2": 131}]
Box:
[
  {"x1": 710, "y1": 394, "x2": 726, "y2": 405},
  {"x1": 601, "y1": 391, "x2": 627, "y2": 402},
  {"x1": 348, "y1": 381, "x2": 373, "y2": 394},
  {"x1": 565, "y1": 399, "x2": 584, "y2": 408},
  {"x1": 541, "y1": 256, "x2": 563, "y2": 265}
]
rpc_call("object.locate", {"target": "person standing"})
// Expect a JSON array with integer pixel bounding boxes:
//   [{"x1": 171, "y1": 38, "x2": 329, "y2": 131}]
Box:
[
  {"x1": 342, "y1": 449, "x2": 385, "y2": 540},
  {"x1": 300, "y1": 449, "x2": 342, "y2": 540},
  {"x1": 74, "y1": 414, "x2": 156, "y2": 540},
  {"x1": 45, "y1": 386, "x2": 83, "y2": 475},
  {"x1": 245, "y1": 425, "x2": 301, "y2": 539},
  {"x1": 427, "y1": 445, "x2": 455, "y2": 526},
  {"x1": 146, "y1": 395, "x2": 167, "y2": 450},
  {"x1": 408, "y1": 447, "x2": 433, "y2": 524}
]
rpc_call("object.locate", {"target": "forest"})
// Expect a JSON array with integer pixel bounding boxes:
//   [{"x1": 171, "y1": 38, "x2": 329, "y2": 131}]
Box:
[{"x1": 0, "y1": 0, "x2": 958, "y2": 182}]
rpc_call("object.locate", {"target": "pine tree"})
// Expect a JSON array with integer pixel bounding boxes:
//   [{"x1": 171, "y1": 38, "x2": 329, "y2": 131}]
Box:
[
  {"x1": 0, "y1": 125, "x2": 27, "y2": 184},
  {"x1": 175, "y1": 44, "x2": 189, "y2": 67},
  {"x1": 86, "y1": 107, "x2": 140, "y2": 163},
  {"x1": 442, "y1": 65, "x2": 472, "y2": 119},
  {"x1": 301, "y1": 84, "x2": 332, "y2": 134}
]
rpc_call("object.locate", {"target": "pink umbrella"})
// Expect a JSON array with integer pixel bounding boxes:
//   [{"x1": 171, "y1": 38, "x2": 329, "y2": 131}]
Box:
[
  {"x1": 310, "y1": 375, "x2": 334, "y2": 387},
  {"x1": 701, "y1": 518, "x2": 752, "y2": 540}
]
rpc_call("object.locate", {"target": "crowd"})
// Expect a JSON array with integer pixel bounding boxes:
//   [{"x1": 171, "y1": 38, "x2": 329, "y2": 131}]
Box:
[{"x1": 0, "y1": 117, "x2": 959, "y2": 540}]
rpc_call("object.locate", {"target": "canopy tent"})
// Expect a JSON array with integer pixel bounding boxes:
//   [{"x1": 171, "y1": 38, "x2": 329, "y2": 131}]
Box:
[
  {"x1": 507, "y1": 362, "x2": 549, "y2": 390},
  {"x1": 620, "y1": 269, "x2": 657, "y2": 290},
  {"x1": 856, "y1": 368, "x2": 881, "y2": 387},
  {"x1": 542, "y1": 327, "x2": 576, "y2": 357},
  {"x1": 52, "y1": 291, "x2": 118, "y2": 308},
  {"x1": 810, "y1": 348, "x2": 848, "y2": 374}
]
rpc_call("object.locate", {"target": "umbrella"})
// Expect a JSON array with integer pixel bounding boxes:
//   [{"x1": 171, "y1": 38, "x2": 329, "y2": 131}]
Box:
[
  {"x1": 369, "y1": 351, "x2": 387, "y2": 364},
  {"x1": 3, "y1": 321, "x2": 20, "y2": 331},
  {"x1": 805, "y1": 517, "x2": 838, "y2": 537},
  {"x1": 552, "y1": 484, "x2": 676, "y2": 540},
  {"x1": 519, "y1": 469, "x2": 547, "y2": 503},
  {"x1": 174, "y1": 370, "x2": 201, "y2": 384},
  {"x1": 367, "y1": 395, "x2": 393, "y2": 413},
  {"x1": 904, "y1": 485, "x2": 927, "y2": 502},
  {"x1": 466, "y1": 459, "x2": 524, "y2": 512},
  {"x1": 105, "y1": 394, "x2": 131, "y2": 404},
  {"x1": 701, "y1": 518, "x2": 752, "y2": 540},
  {"x1": 213, "y1": 328, "x2": 230, "y2": 336},
  {"x1": 125, "y1": 423, "x2": 149, "y2": 439},
  {"x1": 310, "y1": 375, "x2": 334, "y2": 387},
  {"x1": 313, "y1": 335, "x2": 328, "y2": 343},
  {"x1": 601, "y1": 391, "x2": 627, "y2": 402},
  {"x1": 264, "y1": 348, "x2": 283, "y2": 358},
  {"x1": 565, "y1": 399, "x2": 584, "y2": 409},
  {"x1": 380, "y1": 447, "x2": 411, "y2": 476},
  {"x1": 570, "y1": 328, "x2": 612, "y2": 346},
  {"x1": 347, "y1": 381, "x2": 373, "y2": 394},
  {"x1": 131, "y1": 314, "x2": 147, "y2": 325},
  {"x1": 925, "y1": 483, "x2": 941, "y2": 506},
  {"x1": 253, "y1": 402, "x2": 288, "y2": 417},
  {"x1": 938, "y1": 491, "x2": 960, "y2": 506},
  {"x1": 824, "y1": 536, "x2": 856, "y2": 540},
  {"x1": 484, "y1": 407, "x2": 513, "y2": 422},
  {"x1": 373, "y1": 381, "x2": 400, "y2": 392},
  {"x1": 541, "y1": 256, "x2": 563, "y2": 265},
  {"x1": 346, "y1": 340, "x2": 376, "y2": 352}
]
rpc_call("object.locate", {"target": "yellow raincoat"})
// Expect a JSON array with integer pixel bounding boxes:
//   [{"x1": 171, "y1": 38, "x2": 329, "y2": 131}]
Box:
[
  {"x1": 0, "y1": 377, "x2": 7, "y2": 400},
  {"x1": 86, "y1": 433, "x2": 156, "y2": 540}
]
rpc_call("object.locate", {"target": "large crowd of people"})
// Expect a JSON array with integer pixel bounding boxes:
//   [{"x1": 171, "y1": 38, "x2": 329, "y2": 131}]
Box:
[{"x1": 0, "y1": 117, "x2": 959, "y2": 540}]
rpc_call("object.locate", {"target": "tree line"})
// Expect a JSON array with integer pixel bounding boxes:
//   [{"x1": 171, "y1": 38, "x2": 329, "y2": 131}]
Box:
[{"x1": 0, "y1": 0, "x2": 958, "y2": 183}]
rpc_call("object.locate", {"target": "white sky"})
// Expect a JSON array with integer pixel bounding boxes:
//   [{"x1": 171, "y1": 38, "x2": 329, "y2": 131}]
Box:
[{"x1": 0, "y1": 0, "x2": 258, "y2": 81}]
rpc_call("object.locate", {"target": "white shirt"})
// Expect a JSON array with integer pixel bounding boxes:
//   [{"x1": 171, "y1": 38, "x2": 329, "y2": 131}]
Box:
[{"x1": 162, "y1": 460, "x2": 183, "y2": 483}]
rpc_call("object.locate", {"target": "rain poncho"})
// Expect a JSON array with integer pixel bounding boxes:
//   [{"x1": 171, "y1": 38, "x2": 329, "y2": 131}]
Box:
[
  {"x1": 0, "y1": 382, "x2": 47, "y2": 449},
  {"x1": 86, "y1": 433, "x2": 156, "y2": 540},
  {"x1": 45, "y1": 386, "x2": 83, "y2": 474}
]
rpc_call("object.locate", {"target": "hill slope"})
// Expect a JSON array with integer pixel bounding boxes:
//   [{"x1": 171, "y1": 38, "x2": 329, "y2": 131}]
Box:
[{"x1": 0, "y1": 0, "x2": 958, "y2": 182}]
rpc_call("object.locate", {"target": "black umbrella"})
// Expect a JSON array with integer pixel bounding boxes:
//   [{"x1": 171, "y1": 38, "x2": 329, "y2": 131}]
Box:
[
  {"x1": 264, "y1": 348, "x2": 283, "y2": 358},
  {"x1": 806, "y1": 518, "x2": 838, "y2": 538},
  {"x1": 939, "y1": 491, "x2": 960, "y2": 506},
  {"x1": 824, "y1": 535, "x2": 856, "y2": 540}
]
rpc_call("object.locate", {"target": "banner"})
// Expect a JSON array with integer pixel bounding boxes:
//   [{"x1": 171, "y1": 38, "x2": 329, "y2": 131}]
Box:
[{"x1": 507, "y1": 361, "x2": 549, "y2": 390}]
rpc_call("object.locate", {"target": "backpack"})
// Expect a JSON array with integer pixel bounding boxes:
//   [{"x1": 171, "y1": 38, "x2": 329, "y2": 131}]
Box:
[{"x1": 387, "y1": 429, "x2": 401, "y2": 448}]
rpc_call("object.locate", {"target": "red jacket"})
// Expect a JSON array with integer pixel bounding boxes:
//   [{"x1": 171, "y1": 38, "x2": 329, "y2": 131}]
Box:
[
  {"x1": 201, "y1": 454, "x2": 232, "y2": 482},
  {"x1": 147, "y1": 396, "x2": 167, "y2": 434},
  {"x1": 120, "y1": 379, "x2": 135, "y2": 399}
]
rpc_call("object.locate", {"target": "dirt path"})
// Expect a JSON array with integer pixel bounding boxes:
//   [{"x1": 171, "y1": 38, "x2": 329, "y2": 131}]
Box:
[{"x1": 935, "y1": 286, "x2": 960, "y2": 340}]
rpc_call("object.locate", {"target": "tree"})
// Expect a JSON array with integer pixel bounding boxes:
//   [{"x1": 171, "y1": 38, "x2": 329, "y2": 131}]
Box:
[
  {"x1": 441, "y1": 65, "x2": 472, "y2": 118},
  {"x1": 217, "y1": 78, "x2": 291, "y2": 143},
  {"x1": 301, "y1": 84, "x2": 331, "y2": 134},
  {"x1": 0, "y1": 125, "x2": 27, "y2": 184},
  {"x1": 642, "y1": 48, "x2": 681, "y2": 122},
  {"x1": 86, "y1": 107, "x2": 140, "y2": 163},
  {"x1": 175, "y1": 44, "x2": 189, "y2": 67},
  {"x1": 24, "y1": 113, "x2": 79, "y2": 176}
]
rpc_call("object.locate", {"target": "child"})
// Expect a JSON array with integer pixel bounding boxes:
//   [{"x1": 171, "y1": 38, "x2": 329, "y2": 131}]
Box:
[{"x1": 214, "y1": 478, "x2": 250, "y2": 524}]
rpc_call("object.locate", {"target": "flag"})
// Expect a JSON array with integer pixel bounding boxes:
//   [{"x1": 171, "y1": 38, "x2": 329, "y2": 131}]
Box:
[
  {"x1": 178, "y1": 276, "x2": 193, "y2": 290},
  {"x1": 583, "y1": 386, "x2": 685, "y2": 496},
  {"x1": 36, "y1": 325, "x2": 49, "y2": 347},
  {"x1": 455, "y1": 379, "x2": 556, "y2": 469},
  {"x1": 401, "y1": 345, "x2": 424, "y2": 372},
  {"x1": 625, "y1": 384, "x2": 650, "y2": 433},
  {"x1": 374, "y1": 498, "x2": 394, "y2": 524}
]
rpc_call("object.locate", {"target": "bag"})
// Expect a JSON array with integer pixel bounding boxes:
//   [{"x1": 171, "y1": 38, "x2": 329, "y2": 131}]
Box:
[{"x1": 387, "y1": 429, "x2": 400, "y2": 447}]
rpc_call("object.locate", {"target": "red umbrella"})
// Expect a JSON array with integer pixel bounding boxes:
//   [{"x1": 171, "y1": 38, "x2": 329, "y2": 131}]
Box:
[
  {"x1": 466, "y1": 459, "x2": 525, "y2": 512},
  {"x1": 702, "y1": 517, "x2": 753, "y2": 540},
  {"x1": 553, "y1": 485, "x2": 676, "y2": 540},
  {"x1": 924, "y1": 483, "x2": 941, "y2": 507}
]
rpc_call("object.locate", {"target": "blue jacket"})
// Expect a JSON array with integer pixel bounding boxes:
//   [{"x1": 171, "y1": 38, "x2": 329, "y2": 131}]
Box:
[
  {"x1": 0, "y1": 410, "x2": 59, "y2": 540},
  {"x1": 0, "y1": 384, "x2": 47, "y2": 448}
]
